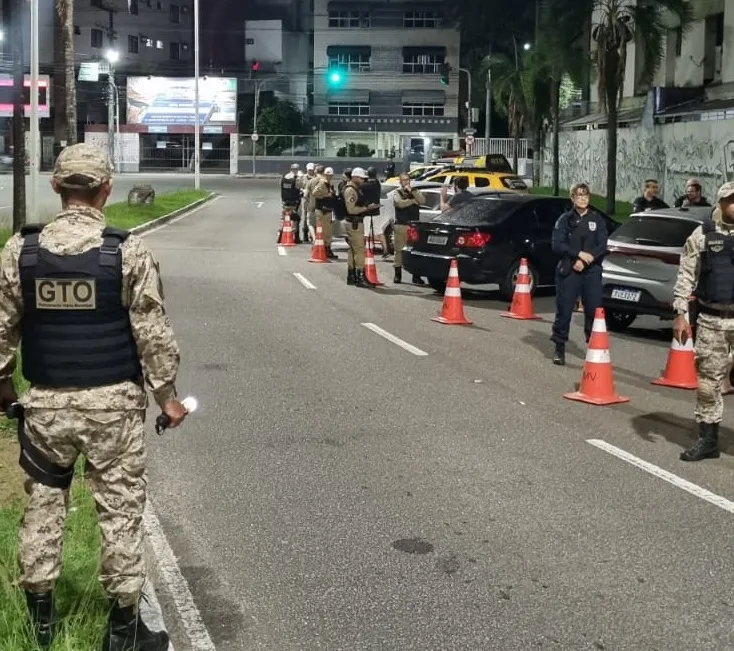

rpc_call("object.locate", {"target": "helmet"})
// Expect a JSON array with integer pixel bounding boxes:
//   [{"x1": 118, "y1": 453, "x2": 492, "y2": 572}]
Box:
[
  {"x1": 366, "y1": 166, "x2": 377, "y2": 178},
  {"x1": 343, "y1": 167, "x2": 353, "y2": 178}
]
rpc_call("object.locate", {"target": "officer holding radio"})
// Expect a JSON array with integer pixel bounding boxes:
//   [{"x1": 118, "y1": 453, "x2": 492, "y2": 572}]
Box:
[
  {"x1": 550, "y1": 183, "x2": 608, "y2": 366},
  {"x1": 343, "y1": 167, "x2": 379, "y2": 287}
]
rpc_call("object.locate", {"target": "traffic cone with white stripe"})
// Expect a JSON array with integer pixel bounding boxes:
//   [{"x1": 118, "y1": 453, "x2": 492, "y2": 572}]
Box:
[
  {"x1": 308, "y1": 220, "x2": 329, "y2": 263},
  {"x1": 364, "y1": 247, "x2": 384, "y2": 286},
  {"x1": 432, "y1": 259, "x2": 473, "y2": 325},
  {"x1": 651, "y1": 314, "x2": 697, "y2": 389},
  {"x1": 280, "y1": 211, "x2": 296, "y2": 247},
  {"x1": 501, "y1": 258, "x2": 542, "y2": 320},
  {"x1": 564, "y1": 307, "x2": 629, "y2": 405}
]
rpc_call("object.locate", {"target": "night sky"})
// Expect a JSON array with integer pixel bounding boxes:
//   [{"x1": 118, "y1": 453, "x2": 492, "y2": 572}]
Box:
[{"x1": 200, "y1": 0, "x2": 246, "y2": 72}]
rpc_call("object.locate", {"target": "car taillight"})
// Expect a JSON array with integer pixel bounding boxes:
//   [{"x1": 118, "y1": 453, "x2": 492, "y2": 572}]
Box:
[
  {"x1": 407, "y1": 225, "x2": 419, "y2": 243},
  {"x1": 456, "y1": 232, "x2": 491, "y2": 248}
]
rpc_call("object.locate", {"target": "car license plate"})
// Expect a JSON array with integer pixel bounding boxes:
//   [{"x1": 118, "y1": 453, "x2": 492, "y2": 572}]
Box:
[
  {"x1": 611, "y1": 288, "x2": 641, "y2": 302},
  {"x1": 427, "y1": 235, "x2": 448, "y2": 245}
]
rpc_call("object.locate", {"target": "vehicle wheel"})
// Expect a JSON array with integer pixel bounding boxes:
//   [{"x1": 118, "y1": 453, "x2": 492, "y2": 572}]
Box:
[
  {"x1": 605, "y1": 310, "x2": 637, "y2": 332},
  {"x1": 500, "y1": 258, "x2": 539, "y2": 300},
  {"x1": 428, "y1": 278, "x2": 446, "y2": 293}
]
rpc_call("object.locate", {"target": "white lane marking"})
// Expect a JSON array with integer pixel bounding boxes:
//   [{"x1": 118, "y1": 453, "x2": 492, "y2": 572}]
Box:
[
  {"x1": 587, "y1": 439, "x2": 734, "y2": 515},
  {"x1": 293, "y1": 272, "x2": 316, "y2": 289},
  {"x1": 361, "y1": 322, "x2": 428, "y2": 356},
  {"x1": 144, "y1": 503, "x2": 217, "y2": 650},
  {"x1": 277, "y1": 245, "x2": 287, "y2": 256},
  {"x1": 142, "y1": 195, "x2": 222, "y2": 237},
  {"x1": 256, "y1": 202, "x2": 263, "y2": 208}
]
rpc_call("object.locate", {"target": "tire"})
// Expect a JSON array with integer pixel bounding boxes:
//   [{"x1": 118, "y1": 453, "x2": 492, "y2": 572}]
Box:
[
  {"x1": 605, "y1": 310, "x2": 637, "y2": 332},
  {"x1": 500, "y1": 258, "x2": 539, "y2": 301},
  {"x1": 428, "y1": 278, "x2": 446, "y2": 293}
]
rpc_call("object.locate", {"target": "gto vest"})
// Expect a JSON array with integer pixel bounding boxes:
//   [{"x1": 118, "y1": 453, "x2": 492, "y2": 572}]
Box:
[
  {"x1": 394, "y1": 188, "x2": 420, "y2": 225},
  {"x1": 697, "y1": 220, "x2": 734, "y2": 304},
  {"x1": 18, "y1": 224, "x2": 142, "y2": 388}
]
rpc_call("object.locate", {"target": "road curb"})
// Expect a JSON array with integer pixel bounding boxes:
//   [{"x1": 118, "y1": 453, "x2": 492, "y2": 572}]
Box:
[
  {"x1": 130, "y1": 191, "x2": 217, "y2": 236},
  {"x1": 140, "y1": 579, "x2": 175, "y2": 651}
]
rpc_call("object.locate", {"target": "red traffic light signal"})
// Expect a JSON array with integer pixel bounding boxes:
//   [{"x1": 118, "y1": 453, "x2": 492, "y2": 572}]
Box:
[{"x1": 251, "y1": 60, "x2": 260, "y2": 72}]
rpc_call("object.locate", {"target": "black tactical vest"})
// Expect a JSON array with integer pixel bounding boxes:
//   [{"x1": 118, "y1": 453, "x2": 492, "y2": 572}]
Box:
[
  {"x1": 394, "y1": 188, "x2": 420, "y2": 224},
  {"x1": 697, "y1": 221, "x2": 734, "y2": 304},
  {"x1": 361, "y1": 179, "x2": 381, "y2": 216},
  {"x1": 315, "y1": 182, "x2": 335, "y2": 212},
  {"x1": 18, "y1": 224, "x2": 142, "y2": 388},
  {"x1": 280, "y1": 174, "x2": 300, "y2": 205}
]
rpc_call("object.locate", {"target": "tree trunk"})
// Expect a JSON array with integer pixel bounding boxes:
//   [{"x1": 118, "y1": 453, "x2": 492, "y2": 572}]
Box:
[
  {"x1": 604, "y1": 51, "x2": 620, "y2": 217},
  {"x1": 53, "y1": 0, "x2": 77, "y2": 147},
  {"x1": 551, "y1": 79, "x2": 560, "y2": 196},
  {"x1": 11, "y1": 0, "x2": 25, "y2": 232},
  {"x1": 532, "y1": 123, "x2": 541, "y2": 187},
  {"x1": 63, "y1": 0, "x2": 78, "y2": 145}
]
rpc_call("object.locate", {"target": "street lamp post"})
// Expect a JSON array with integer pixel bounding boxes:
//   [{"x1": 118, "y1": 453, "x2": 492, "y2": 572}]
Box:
[
  {"x1": 29, "y1": 0, "x2": 39, "y2": 219},
  {"x1": 193, "y1": 0, "x2": 200, "y2": 189},
  {"x1": 252, "y1": 78, "x2": 272, "y2": 177},
  {"x1": 458, "y1": 67, "x2": 472, "y2": 147}
]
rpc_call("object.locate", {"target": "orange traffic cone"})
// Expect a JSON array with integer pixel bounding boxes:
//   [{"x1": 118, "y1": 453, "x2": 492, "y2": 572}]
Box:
[
  {"x1": 564, "y1": 307, "x2": 629, "y2": 405},
  {"x1": 432, "y1": 259, "x2": 473, "y2": 325},
  {"x1": 308, "y1": 220, "x2": 329, "y2": 263},
  {"x1": 501, "y1": 258, "x2": 542, "y2": 320},
  {"x1": 651, "y1": 315, "x2": 697, "y2": 389},
  {"x1": 364, "y1": 247, "x2": 384, "y2": 286},
  {"x1": 280, "y1": 211, "x2": 296, "y2": 247}
]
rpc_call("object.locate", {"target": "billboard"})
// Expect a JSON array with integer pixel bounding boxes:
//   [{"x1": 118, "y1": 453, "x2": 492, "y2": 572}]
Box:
[
  {"x1": 0, "y1": 75, "x2": 51, "y2": 118},
  {"x1": 126, "y1": 77, "x2": 237, "y2": 127}
]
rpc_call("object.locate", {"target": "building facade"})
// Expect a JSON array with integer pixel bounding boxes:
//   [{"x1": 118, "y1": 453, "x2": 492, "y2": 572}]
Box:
[{"x1": 312, "y1": 0, "x2": 461, "y2": 159}]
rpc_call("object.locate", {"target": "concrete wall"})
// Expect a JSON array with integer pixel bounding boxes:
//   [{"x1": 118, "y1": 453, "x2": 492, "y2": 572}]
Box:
[
  {"x1": 542, "y1": 117, "x2": 734, "y2": 204},
  {"x1": 237, "y1": 156, "x2": 409, "y2": 176}
]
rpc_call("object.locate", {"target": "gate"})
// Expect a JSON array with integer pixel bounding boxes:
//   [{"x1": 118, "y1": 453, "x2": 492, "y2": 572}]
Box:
[{"x1": 139, "y1": 134, "x2": 230, "y2": 172}]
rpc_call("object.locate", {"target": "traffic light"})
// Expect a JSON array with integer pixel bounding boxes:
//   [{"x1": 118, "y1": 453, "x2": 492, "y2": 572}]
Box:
[
  {"x1": 439, "y1": 63, "x2": 450, "y2": 85},
  {"x1": 251, "y1": 60, "x2": 260, "y2": 72},
  {"x1": 328, "y1": 68, "x2": 344, "y2": 87}
]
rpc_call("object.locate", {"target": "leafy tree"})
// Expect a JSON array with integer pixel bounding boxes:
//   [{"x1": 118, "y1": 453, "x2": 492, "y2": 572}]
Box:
[{"x1": 253, "y1": 99, "x2": 311, "y2": 136}]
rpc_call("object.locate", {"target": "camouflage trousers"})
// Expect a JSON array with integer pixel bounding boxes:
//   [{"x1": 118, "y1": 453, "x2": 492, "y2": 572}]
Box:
[
  {"x1": 18, "y1": 408, "x2": 147, "y2": 608},
  {"x1": 695, "y1": 315, "x2": 734, "y2": 424}
]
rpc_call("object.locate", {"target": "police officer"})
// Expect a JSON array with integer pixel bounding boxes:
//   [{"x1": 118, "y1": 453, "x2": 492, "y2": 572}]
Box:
[
  {"x1": 312, "y1": 166, "x2": 339, "y2": 259},
  {"x1": 392, "y1": 173, "x2": 425, "y2": 284},
  {"x1": 550, "y1": 182, "x2": 608, "y2": 365},
  {"x1": 343, "y1": 167, "x2": 380, "y2": 287},
  {"x1": 300, "y1": 162, "x2": 318, "y2": 243},
  {"x1": 672, "y1": 181, "x2": 734, "y2": 462},
  {"x1": 361, "y1": 167, "x2": 384, "y2": 254},
  {"x1": 338, "y1": 168, "x2": 352, "y2": 197},
  {"x1": 0, "y1": 144, "x2": 185, "y2": 649},
  {"x1": 280, "y1": 163, "x2": 303, "y2": 243}
]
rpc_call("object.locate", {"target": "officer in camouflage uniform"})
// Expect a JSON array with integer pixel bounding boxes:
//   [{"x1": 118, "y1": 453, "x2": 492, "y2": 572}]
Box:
[
  {"x1": 342, "y1": 167, "x2": 380, "y2": 287},
  {"x1": 0, "y1": 144, "x2": 186, "y2": 650},
  {"x1": 312, "y1": 166, "x2": 338, "y2": 259},
  {"x1": 673, "y1": 181, "x2": 734, "y2": 462}
]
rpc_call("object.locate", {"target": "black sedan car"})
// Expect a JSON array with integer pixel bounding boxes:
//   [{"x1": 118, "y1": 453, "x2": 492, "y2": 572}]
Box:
[{"x1": 401, "y1": 194, "x2": 617, "y2": 299}]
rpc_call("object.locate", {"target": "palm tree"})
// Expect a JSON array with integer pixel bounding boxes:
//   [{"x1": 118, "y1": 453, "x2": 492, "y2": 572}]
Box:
[
  {"x1": 54, "y1": 0, "x2": 78, "y2": 147},
  {"x1": 576, "y1": 0, "x2": 692, "y2": 214}
]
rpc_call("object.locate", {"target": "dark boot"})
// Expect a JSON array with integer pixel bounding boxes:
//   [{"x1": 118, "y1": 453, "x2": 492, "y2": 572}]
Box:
[
  {"x1": 680, "y1": 423, "x2": 720, "y2": 461},
  {"x1": 347, "y1": 268, "x2": 356, "y2": 285},
  {"x1": 412, "y1": 275, "x2": 425, "y2": 285},
  {"x1": 327, "y1": 247, "x2": 338, "y2": 260},
  {"x1": 25, "y1": 590, "x2": 54, "y2": 648},
  {"x1": 100, "y1": 600, "x2": 169, "y2": 651},
  {"x1": 553, "y1": 343, "x2": 565, "y2": 366},
  {"x1": 356, "y1": 269, "x2": 376, "y2": 288},
  {"x1": 394, "y1": 266, "x2": 402, "y2": 284}
]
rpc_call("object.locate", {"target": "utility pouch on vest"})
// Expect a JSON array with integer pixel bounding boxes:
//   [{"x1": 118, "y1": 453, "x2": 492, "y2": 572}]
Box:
[
  {"x1": 556, "y1": 258, "x2": 572, "y2": 277},
  {"x1": 13, "y1": 405, "x2": 75, "y2": 490}
]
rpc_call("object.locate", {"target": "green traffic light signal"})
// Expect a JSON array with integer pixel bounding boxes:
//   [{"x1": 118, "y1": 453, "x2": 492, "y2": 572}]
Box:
[
  {"x1": 330, "y1": 71, "x2": 342, "y2": 84},
  {"x1": 439, "y1": 63, "x2": 450, "y2": 85}
]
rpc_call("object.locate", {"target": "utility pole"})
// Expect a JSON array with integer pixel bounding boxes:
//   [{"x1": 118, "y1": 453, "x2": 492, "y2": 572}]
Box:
[
  {"x1": 485, "y1": 44, "x2": 492, "y2": 146},
  {"x1": 11, "y1": 0, "x2": 25, "y2": 230},
  {"x1": 194, "y1": 0, "x2": 200, "y2": 189}
]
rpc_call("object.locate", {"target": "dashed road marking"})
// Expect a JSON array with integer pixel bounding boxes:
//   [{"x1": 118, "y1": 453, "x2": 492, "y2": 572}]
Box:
[
  {"x1": 256, "y1": 202, "x2": 263, "y2": 208},
  {"x1": 277, "y1": 246, "x2": 287, "y2": 256},
  {"x1": 361, "y1": 322, "x2": 428, "y2": 356},
  {"x1": 293, "y1": 272, "x2": 316, "y2": 289},
  {"x1": 587, "y1": 439, "x2": 734, "y2": 514}
]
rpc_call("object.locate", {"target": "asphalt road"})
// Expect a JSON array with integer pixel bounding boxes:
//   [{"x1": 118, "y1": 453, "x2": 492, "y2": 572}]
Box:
[{"x1": 144, "y1": 179, "x2": 734, "y2": 651}]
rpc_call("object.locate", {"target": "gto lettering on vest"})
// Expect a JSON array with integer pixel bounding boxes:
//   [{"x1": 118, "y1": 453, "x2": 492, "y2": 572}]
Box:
[{"x1": 35, "y1": 278, "x2": 96, "y2": 310}]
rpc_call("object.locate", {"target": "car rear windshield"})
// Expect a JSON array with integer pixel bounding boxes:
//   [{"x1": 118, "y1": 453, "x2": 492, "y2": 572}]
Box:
[
  {"x1": 610, "y1": 216, "x2": 700, "y2": 248},
  {"x1": 432, "y1": 198, "x2": 517, "y2": 226}
]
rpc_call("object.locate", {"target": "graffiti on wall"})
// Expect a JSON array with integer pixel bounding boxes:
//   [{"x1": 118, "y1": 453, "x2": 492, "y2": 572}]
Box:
[{"x1": 543, "y1": 119, "x2": 731, "y2": 204}]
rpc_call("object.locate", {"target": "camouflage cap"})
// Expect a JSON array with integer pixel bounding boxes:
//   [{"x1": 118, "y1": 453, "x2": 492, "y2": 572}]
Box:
[
  {"x1": 716, "y1": 181, "x2": 734, "y2": 202},
  {"x1": 52, "y1": 143, "x2": 113, "y2": 189}
]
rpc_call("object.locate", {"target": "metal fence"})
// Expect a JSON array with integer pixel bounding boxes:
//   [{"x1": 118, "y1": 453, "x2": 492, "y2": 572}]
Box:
[
  {"x1": 463, "y1": 137, "x2": 530, "y2": 160},
  {"x1": 139, "y1": 134, "x2": 231, "y2": 172},
  {"x1": 239, "y1": 135, "x2": 319, "y2": 158}
]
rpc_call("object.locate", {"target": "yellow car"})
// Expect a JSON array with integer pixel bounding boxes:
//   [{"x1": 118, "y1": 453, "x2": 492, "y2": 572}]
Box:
[
  {"x1": 423, "y1": 169, "x2": 528, "y2": 192},
  {"x1": 384, "y1": 164, "x2": 447, "y2": 185}
]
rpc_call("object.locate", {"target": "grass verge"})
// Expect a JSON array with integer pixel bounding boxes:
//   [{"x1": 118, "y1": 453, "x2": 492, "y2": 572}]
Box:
[
  {"x1": 0, "y1": 188, "x2": 210, "y2": 248},
  {"x1": 530, "y1": 185, "x2": 633, "y2": 222}
]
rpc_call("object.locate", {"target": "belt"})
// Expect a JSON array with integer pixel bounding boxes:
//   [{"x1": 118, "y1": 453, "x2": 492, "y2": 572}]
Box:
[{"x1": 698, "y1": 304, "x2": 734, "y2": 318}]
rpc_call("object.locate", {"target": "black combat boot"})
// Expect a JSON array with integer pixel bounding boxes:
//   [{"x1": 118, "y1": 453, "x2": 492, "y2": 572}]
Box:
[
  {"x1": 394, "y1": 266, "x2": 402, "y2": 284},
  {"x1": 347, "y1": 268, "x2": 356, "y2": 285},
  {"x1": 100, "y1": 600, "x2": 169, "y2": 651},
  {"x1": 680, "y1": 423, "x2": 720, "y2": 462},
  {"x1": 553, "y1": 343, "x2": 565, "y2": 366},
  {"x1": 356, "y1": 269, "x2": 376, "y2": 288},
  {"x1": 25, "y1": 590, "x2": 54, "y2": 648},
  {"x1": 327, "y1": 247, "x2": 338, "y2": 260},
  {"x1": 412, "y1": 275, "x2": 425, "y2": 285}
]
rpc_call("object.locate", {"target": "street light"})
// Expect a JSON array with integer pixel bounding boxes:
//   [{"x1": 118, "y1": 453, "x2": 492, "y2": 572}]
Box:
[{"x1": 194, "y1": 0, "x2": 200, "y2": 189}]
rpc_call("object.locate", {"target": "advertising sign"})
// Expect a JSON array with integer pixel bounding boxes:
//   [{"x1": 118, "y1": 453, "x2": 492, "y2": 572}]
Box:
[
  {"x1": 126, "y1": 77, "x2": 237, "y2": 127},
  {"x1": 0, "y1": 74, "x2": 51, "y2": 118}
]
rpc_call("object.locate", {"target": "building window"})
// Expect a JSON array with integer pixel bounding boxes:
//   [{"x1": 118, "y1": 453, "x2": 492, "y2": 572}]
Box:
[
  {"x1": 403, "y1": 52, "x2": 444, "y2": 74},
  {"x1": 403, "y1": 11, "x2": 442, "y2": 28},
  {"x1": 129, "y1": 0, "x2": 138, "y2": 14},
  {"x1": 328, "y1": 51, "x2": 370, "y2": 72},
  {"x1": 141, "y1": 35, "x2": 153, "y2": 47},
  {"x1": 156, "y1": 40, "x2": 164, "y2": 49},
  {"x1": 170, "y1": 4, "x2": 180, "y2": 23},
  {"x1": 91, "y1": 28, "x2": 103, "y2": 48},
  {"x1": 402, "y1": 102, "x2": 444, "y2": 117},
  {"x1": 128, "y1": 35, "x2": 139, "y2": 53},
  {"x1": 328, "y1": 10, "x2": 370, "y2": 28},
  {"x1": 91, "y1": 0, "x2": 103, "y2": 8},
  {"x1": 170, "y1": 42, "x2": 180, "y2": 60},
  {"x1": 328, "y1": 102, "x2": 369, "y2": 116},
  {"x1": 74, "y1": 25, "x2": 81, "y2": 35}
]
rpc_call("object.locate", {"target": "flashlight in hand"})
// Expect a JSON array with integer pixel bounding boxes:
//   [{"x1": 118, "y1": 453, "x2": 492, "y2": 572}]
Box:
[{"x1": 155, "y1": 396, "x2": 198, "y2": 435}]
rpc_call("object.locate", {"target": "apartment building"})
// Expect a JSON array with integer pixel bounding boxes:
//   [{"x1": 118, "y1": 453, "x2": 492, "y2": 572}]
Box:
[{"x1": 312, "y1": 0, "x2": 461, "y2": 158}]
